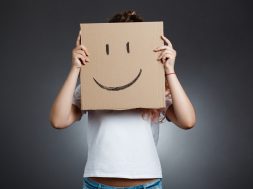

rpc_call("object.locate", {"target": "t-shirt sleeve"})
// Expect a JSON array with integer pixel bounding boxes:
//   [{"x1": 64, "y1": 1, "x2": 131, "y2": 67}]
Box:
[
  {"x1": 72, "y1": 84, "x2": 87, "y2": 114},
  {"x1": 162, "y1": 95, "x2": 173, "y2": 122}
]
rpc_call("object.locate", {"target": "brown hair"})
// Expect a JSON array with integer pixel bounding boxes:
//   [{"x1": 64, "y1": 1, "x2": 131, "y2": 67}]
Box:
[{"x1": 106, "y1": 10, "x2": 171, "y2": 124}]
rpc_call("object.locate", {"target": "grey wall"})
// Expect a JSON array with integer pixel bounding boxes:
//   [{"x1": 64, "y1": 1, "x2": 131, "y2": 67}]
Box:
[{"x1": 0, "y1": 0, "x2": 252, "y2": 189}]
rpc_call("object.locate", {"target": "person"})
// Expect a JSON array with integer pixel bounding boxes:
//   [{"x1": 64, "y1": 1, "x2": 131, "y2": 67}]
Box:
[{"x1": 49, "y1": 10, "x2": 196, "y2": 189}]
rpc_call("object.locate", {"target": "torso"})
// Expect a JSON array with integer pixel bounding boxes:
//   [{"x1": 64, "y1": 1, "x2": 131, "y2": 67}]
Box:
[
  {"x1": 86, "y1": 109, "x2": 161, "y2": 187},
  {"x1": 88, "y1": 177, "x2": 158, "y2": 187}
]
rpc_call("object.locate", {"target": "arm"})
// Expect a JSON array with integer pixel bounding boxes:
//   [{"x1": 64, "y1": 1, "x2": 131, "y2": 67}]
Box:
[
  {"x1": 154, "y1": 35, "x2": 196, "y2": 129},
  {"x1": 49, "y1": 66, "x2": 83, "y2": 129},
  {"x1": 165, "y1": 70, "x2": 196, "y2": 129},
  {"x1": 49, "y1": 30, "x2": 90, "y2": 129}
]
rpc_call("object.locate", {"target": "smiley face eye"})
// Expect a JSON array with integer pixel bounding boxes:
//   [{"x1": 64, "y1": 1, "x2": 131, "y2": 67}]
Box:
[
  {"x1": 126, "y1": 42, "x2": 130, "y2": 53},
  {"x1": 106, "y1": 44, "x2": 109, "y2": 55},
  {"x1": 106, "y1": 42, "x2": 130, "y2": 55}
]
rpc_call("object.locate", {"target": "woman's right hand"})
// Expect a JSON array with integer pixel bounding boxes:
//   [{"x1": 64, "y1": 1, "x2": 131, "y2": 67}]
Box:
[{"x1": 71, "y1": 30, "x2": 90, "y2": 69}]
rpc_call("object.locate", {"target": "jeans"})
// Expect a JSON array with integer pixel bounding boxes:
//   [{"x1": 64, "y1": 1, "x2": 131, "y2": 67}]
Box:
[{"x1": 83, "y1": 177, "x2": 163, "y2": 189}]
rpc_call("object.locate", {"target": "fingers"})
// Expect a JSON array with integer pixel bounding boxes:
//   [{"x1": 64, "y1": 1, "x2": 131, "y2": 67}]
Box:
[
  {"x1": 153, "y1": 44, "x2": 176, "y2": 62},
  {"x1": 76, "y1": 53, "x2": 90, "y2": 62},
  {"x1": 157, "y1": 50, "x2": 173, "y2": 60},
  {"x1": 74, "y1": 54, "x2": 86, "y2": 64},
  {"x1": 75, "y1": 49, "x2": 87, "y2": 57},
  {"x1": 72, "y1": 47, "x2": 90, "y2": 63},
  {"x1": 76, "y1": 30, "x2": 81, "y2": 46},
  {"x1": 161, "y1": 35, "x2": 173, "y2": 48},
  {"x1": 153, "y1": 35, "x2": 174, "y2": 52},
  {"x1": 75, "y1": 44, "x2": 90, "y2": 56},
  {"x1": 153, "y1": 45, "x2": 175, "y2": 52},
  {"x1": 160, "y1": 52, "x2": 170, "y2": 63},
  {"x1": 153, "y1": 46, "x2": 167, "y2": 52}
]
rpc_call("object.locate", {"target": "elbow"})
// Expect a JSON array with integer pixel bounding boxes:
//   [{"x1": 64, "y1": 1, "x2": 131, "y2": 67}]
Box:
[
  {"x1": 180, "y1": 111, "x2": 197, "y2": 130},
  {"x1": 50, "y1": 119, "x2": 69, "y2": 129},
  {"x1": 50, "y1": 119, "x2": 63, "y2": 129},
  {"x1": 182, "y1": 122, "x2": 195, "y2": 130},
  {"x1": 180, "y1": 118, "x2": 196, "y2": 130},
  {"x1": 49, "y1": 113, "x2": 69, "y2": 130},
  {"x1": 179, "y1": 106, "x2": 197, "y2": 130},
  {"x1": 173, "y1": 106, "x2": 197, "y2": 130}
]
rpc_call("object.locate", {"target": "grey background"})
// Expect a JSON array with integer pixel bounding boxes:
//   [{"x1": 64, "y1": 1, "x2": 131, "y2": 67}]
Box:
[{"x1": 0, "y1": 0, "x2": 252, "y2": 189}]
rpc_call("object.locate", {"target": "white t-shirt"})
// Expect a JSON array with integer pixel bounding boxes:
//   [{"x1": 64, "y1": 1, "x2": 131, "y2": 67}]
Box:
[{"x1": 72, "y1": 84, "x2": 172, "y2": 179}]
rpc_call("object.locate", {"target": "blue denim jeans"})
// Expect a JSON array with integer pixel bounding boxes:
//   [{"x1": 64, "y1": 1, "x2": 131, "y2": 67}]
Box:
[{"x1": 83, "y1": 177, "x2": 163, "y2": 189}]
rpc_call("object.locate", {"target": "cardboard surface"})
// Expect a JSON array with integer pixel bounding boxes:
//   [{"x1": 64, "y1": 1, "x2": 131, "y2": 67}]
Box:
[{"x1": 80, "y1": 21, "x2": 166, "y2": 110}]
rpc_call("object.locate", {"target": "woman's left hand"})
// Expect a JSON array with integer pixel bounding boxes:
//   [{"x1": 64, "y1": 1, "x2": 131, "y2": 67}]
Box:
[{"x1": 153, "y1": 35, "x2": 177, "y2": 74}]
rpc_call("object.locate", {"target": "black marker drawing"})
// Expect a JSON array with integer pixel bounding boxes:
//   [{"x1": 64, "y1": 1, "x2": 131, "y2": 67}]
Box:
[
  {"x1": 95, "y1": 42, "x2": 141, "y2": 91},
  {"x1": 106, "y1": 44, "x2": 109, "y2": 55},
  {"x1": 126, "y1": 42, "x2": 130, "y2": 53},
  {"x1": 93, "y1": 69, "x2": 142, "y2": 91}
]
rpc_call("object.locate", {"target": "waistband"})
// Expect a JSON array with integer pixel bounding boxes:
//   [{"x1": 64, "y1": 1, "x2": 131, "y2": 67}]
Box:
[{"x1": 83, "y1": 177, "x2": 162, "y2": 189}]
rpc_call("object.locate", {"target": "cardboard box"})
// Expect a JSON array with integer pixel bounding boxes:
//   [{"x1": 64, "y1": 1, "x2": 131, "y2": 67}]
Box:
[{"x1": 80, "y1": 21, "x2": 166, "y2": 110}]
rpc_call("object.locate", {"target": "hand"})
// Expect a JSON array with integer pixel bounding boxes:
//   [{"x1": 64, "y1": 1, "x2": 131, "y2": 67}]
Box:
[
  {"x1": 153, "y1": 35, "x2": 177, "y2": 74},
  {"x1": 71, "y1": 30, "x2": 90, "y2": 69}
]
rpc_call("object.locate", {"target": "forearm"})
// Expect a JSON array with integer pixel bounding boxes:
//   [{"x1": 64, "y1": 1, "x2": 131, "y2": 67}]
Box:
[
  {"x1": 49, "y1": 66, "x2": 80, "y2": 127},
  {"x1": 165, "y1": 68, "x2": 196, "y2": 127}
]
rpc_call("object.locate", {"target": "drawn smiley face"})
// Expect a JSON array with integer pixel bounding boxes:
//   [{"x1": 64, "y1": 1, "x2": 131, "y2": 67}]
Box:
[{"x1": 92, "y1": 42, "x2": 142, "y2": 91}]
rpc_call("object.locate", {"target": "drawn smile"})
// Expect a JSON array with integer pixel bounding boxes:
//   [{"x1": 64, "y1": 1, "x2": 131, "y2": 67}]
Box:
[{"x1": 93, "y1": 69, "x2": 142, "y2": 91}]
